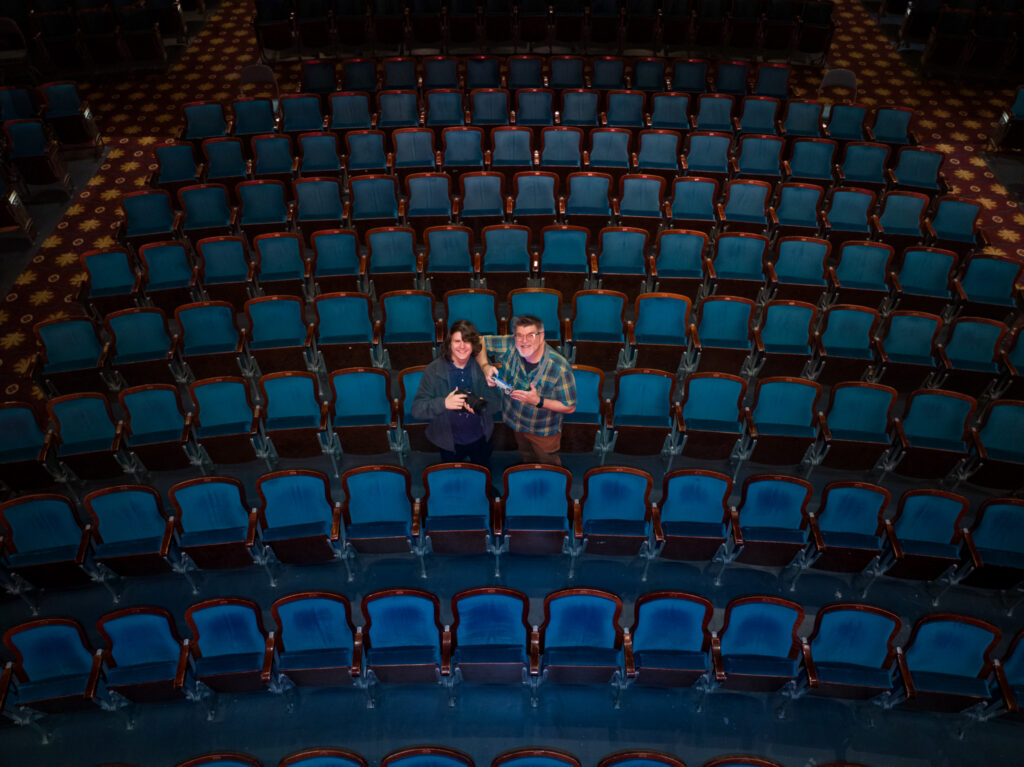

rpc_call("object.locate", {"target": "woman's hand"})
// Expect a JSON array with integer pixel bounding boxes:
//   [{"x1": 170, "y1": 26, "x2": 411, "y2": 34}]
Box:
[{"x1": 445, "y1": 388, "x2": 470, "y2": 411}]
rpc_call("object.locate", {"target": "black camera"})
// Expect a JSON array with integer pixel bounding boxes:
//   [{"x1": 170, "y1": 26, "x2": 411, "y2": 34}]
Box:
[{"x1": 456, "y1": 388, "x2": 487, "y2": 411}]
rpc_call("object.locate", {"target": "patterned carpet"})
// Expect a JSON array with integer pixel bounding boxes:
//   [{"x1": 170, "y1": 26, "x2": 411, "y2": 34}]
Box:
[{"x1": 1, "y1": 0, "x2": 1020, "y2": 401}]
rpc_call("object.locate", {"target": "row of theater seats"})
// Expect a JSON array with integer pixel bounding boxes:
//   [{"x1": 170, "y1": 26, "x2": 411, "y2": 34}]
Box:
[
  {"x1": 123, "y1": 176, "x2": 988, "y2": 273},
  {"x1": 0, "y1": 80, "x2": 102, "y2": 242},
  {"x1": 0, "y1": 0, "x2": 196, "y2": 77},
  {"x1": 177, "y1": 91, "x2": 922, "y2": 154},
  {"x1": 61, "y1": 250, "x2": 1024, "y2": 395},
  {"x1": 4, "y1": 576, "x2": 1024, "y2": 726},
  {"x1": 0, "y1": 745, "x2": 879, "y2": 767},
  {"x1": 284, "y1": 56, "x2": 797, "y2": 98},
  {"x1": 2, "y1": 462, "x2": 1022, "y2": 593},
  {"x1": 253, "y1": 0, "x2": 834, "y2": 62}
]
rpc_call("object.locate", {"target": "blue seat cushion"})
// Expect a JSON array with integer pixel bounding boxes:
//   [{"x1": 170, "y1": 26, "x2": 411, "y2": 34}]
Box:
[
  {"x1": 896, "y1": 539, "x2": 958, "y2": 560},
  {"x1": 179, "y1": 527, "x2": 250, "y2": 548},
  {"x1": 543, "y1": 646, "x2": 621, "y2": 670},
  {"x1": 634, "y1": 649, "x2": 708, "y2": 673},
  {"x1": 367, "y1": 646, "x2": 440, "y2": 667},
  {"x1": 819, "y1": 531, "x2": 881, "y2": 551},
  {"x1": 197, "y1": 422, "x2": 252, "y2": 438},
  {"x1": 130, "y1": 429, "x2": 182, "y2": 446},
  {"x1": 905, "y1": 435, "x2": 965, "y2": 452},
  {"x1": 975, "y1": 548, "x2": 1024, "y2": 569},
  {"x1": 740, "y1": 526, "x2": 807, "y2": 545},
  {"x1": 425, "y1": 515, "x2": 488, "y2": 533},
  {"x1": 661, "y1": 520, "x2": 727, "y2": 539},
  {"x1": 983, "y1": 447, "x2": 1024, "y2": 464},
  {"x1": 105, "y1": 661, "x2": 180, "y2": 688},
  {"x1": 721, "y1": 654, "x2": 798, "y2": 679},
  {"x1": 195, "y1": 653, "x2": 266, "y2": 678},
  {"x1": 94, "y1": 537, "x2": 166, "y2": 559},
  {"x1": 685, "y1": 418, "x2": 740, "y2": 433},
  {"x1": 829, "y1": 428, "x2": 888, "y2": 445},
  {"x1": 9, "y1": 545, "x2": 82, "y2": 568},
  {"x1": 262, "y1": 520, "x2": 331, "y2": 543},
  {"x1": 814, "y1": 662, "x2": 891, "y2": 691},
  {"x1": 277, "y1": 648, "x2": 353, "y2": 672},
  {"x1": 909, "y1": 670, "x2": 990, "y2": 699},
  {"x1": 346, "y1": 521, "x2": 411, "y2": 541},
  {"x1": 505, "y1": 515, "x2": 568, "y2": 533},
  {"x1": 583, "y1": 519, "x2": 648, "y2": 537},
  {"x1": 265, "y1": 415, "x2": 320, "y2": 431},
  {"x1": 18, "y1": 675, "x2": 97, "y2": 706},
  {"x1": 60, "y1": 437, "x2": 114, "y2": 455},
  {"x1": 755, "y1": 423, "x2": 814, "y2": 438},
  {"x1": 452, "y1": 645, "x2": 527, "y2": 666}
]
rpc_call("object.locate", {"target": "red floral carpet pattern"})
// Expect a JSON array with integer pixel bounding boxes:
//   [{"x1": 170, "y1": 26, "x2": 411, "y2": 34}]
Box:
[{"x1": 1, "y1": 0, "x2": 1020, "y2": 401}]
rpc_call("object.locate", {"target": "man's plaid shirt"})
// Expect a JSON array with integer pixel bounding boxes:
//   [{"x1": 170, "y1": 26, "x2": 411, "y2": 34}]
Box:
[{"x1": 483, "y1": 335, "x2": 577, "y2": 437}]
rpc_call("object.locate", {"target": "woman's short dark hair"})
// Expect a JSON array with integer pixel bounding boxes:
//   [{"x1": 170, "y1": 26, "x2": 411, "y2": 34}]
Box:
[{"x1": 442, "y1": 319, "x2": 482, "y2": 360}]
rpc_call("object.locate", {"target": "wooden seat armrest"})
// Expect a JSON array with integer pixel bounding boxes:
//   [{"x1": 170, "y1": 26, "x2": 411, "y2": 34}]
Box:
[
  {"x1": 993, "y1": 659, "x2": 1019, "y2": 713},
  {"x1": 711, "y1": 633, "x2": 726, "y2": 683},
  {"x1": 801, "y1": 639, "x2": 818, "y2": 688},
  {"x1": 441, "y1": 627, "x2": 452, "y2": 676},
  {"x1": 896, "y1": 646, "x2": 915, "y2": 699},
  {"x1": 245, "y1": 509, "x2": 259, "y2": 546},
  {"x1": 651, "y1": 504, "x2": 664, "y2": 543},
  {"x1": 529, "y1": 628, "x2": 541, "y2": 676},
  {"x1": 623, "y1": 630, "x2": 636, "y2": 678},
  {"x1": 883, "y1": 518, "x2": 903, "y2": 561},
  {"x1": 742, "y1": 406, "x2": 757, "y2": 439},
  {"x1": 261, "y1": 631, "x2": 275, "y2": 682},
  {"x1": 352, "y1": 628, "x2": 363, "y2": 677},
  {"x1": 729, "y1": 507, "x2": 743, "y2": 547},
  {"x1": 411, "y1": 499, "x2": 422, "y2": 538},
  {"x1": 962, "y1": 527, "x2": 982, "y2": 568},
  {"x1": 572, "y1": 499, "x2": 583, "y2": 540},
  {"x1": 816, "y1": 410, "x2": 831, "y2": 442},
  {"x1": 808, "y1": 513, "x2": 825, "y2": 552},
  {"x1": 77, "y1": 523, "x2": 93, "y2": 565},
  {"x1": 175, "y1": 639, "x2": 190, "y2": 689},
  {"x1": 330, "y1": 501, "x2": 343, "y2": 541}
]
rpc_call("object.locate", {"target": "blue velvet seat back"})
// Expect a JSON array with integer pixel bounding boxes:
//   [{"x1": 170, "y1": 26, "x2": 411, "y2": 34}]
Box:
[
  {"x1": 565, "y1": 175, "x2": 611, "y2": 215},
  {"x1": 959, "y1": 256, "x2": 1021, "y2": 306},
  {"x1": 178, "y1": 303, "x2": 238, "y2": 354},
  {"x1": 90, "y1": 488, "x2": 166, "y2": 543},
  {"x1": 201, "y1": 238, "x2": 251, "y2": 283},
  {"x1": 124, "y1": 192, "x2": 175, "y2": 235},
  {"x1": 313, "y1": 231, "x2": 360, "y2": 278},
  {"x1": 366, "y1": 594, "x2": 440, "y2": 651},
  {"x1": 971, "y1": 503, "x2": 1024, "y2": 555},
  {"x1": 634, "y1": 295, "x2": 690, "y2": 345},
  {"x1": 613, "y1": 373, "x2": 672, "y2": 425},
  {"x1": 331, "y1": 371, "x2": 391, "y2": 425},
  {"x1": 296, "y1": 179, "x2": 344, "y2": 220},
  {"x1": 589, "y1": 130, "x2": 630, "y2": 167},
  {"x1": 345, "y1": 467, "x2": 412, "y2": 526},
  {"x1": 882, "y1": 314, "x2": 940, "y2": 360},
  {"x1": 660, "y1": 472, "x2": 730, "y2": 525},
  {"x1": 142, "y1": 242, "x2": 193, "y2": 290},
  {"x1": 83, "y1": 249, "x2": 136, "y2": 296},
  {"x1": 944, "y1": 319, "x2": 1002, "y2": 370},
  {"x1": 261, "y1": 473, "x2": 333, "y2": 529},
  {"x1": 574, "y1": 293, "x2": 625, "y2": 339},
  {"x1": 760, "y1": 303, "x2": 814, "y2": 352},
  {"x1": 453, "y1": 592, "x2": 528, "y2": 649},
  {"x1": 9, "y1": 624, "x2": 94, "y2": 680},
  {"x1": 564, "y1": 367, "x2": 601, "y2": 425},
  {"x1": 898, "y1": 248, "x2": 955, "y2": 297},
  {"x1": 545, "y1": 594, "x2": 618, "y2": 649},
  {"x1": 810, "y1": 609, "x2": 896, "y2": 668},
  {"x1": 669, "y1": 177, "x2": 717, "y2": 218},
  {"x1": 893, "y1": 492, "x2": 962, "y2": 544},
  {"x1": 0, "y1": 405, "x2": 46, "y2": 458},
  {"x1": 52, "y1": 396, "x2": 116, "y2": 447},
  {"x1": 540, "y1": 227, "x2": 588, "y2": 272},
  {"x1": 276, "y1": 597, "x2": 353, "y2": 654},
  {"x1": 408, "y1": 176, "x2": 453, "y2": 217},
  {"x1": 697, "y1": 299, "x2": 751, "y2": 346},
  {"x1": 582, "y1": 471, "x2": 648, "y2": 522},
  {"x1": 979, "y1": 402, "x2": 1024, "y2": 457},
  {"x1": 254, "y1": 135, "x2": 296, "y2": 175},
  {"x1": 368, "y1": 228, "x2": 416, "y2": 273},
  {"x1": 174, "y1": 480, "x2": 249, "y2": 533},
  {"x1": 738, "y1": 478, "x2": 808, "y2": 530},
  {"x1": 264, "y1": 375, "x2": 320, "y2": 424},
  {"x1": 931, "y1": 199, "x2": 980, "y2": 243},
  {"x1": 720, "y1": 601, "x2": 799, "y2": 658},
  {"x1": 248, "y1": 298, "x2": 306, "y2": 347},
  {"x1": 110, "y1": 311, "x2": 170, "y2": 361},
  {"x1": 39, "y1": 319, "x2": 103, "y2": 370},
  {"x1": 4, "y1": 497, "x2": 82, "y2": 553},
  {"x1": 820, "y1": 308, "x2": 875, "y2": 356},
  {"x1": 257, "y1": 234, "x2": 305, "y2": 281},
  {"x1": 619, "y1": 176, "x2": 663, "y2": 217},
  {"x1": 752, "y1": 380, "x2": 817, "y2": 429},
  {"x1": 632, "y1": 596, "x2": 708, "y2": 654},
  {"x1": 382, "y1": 293, "x2": 434, "y2": 342},
  {"x1": 902, "y1": 392, "x2": 972, "y2": 445},
  {"x1": 425, "y1": 227, "x2": 471, "y2": 272},
  {"x1": 102, "y1": 612, "x2": 182, "y2": 667},
  {"x1": 504, "y1": 469, "x2": 569, "y2": 521},
  {"x1": 877, "y1": 193, "x2": 926, "y2": 235},
  {"x1": 193, "y1": 380, "x2": 253, "y2": 432},
  {"x1": 656, "y1": 230, "x2": 705, "y2": 277},
  {"x1": 816, "y1": 485, "x2": 886, "y2": 535},
  {"x1": 905, "y1": 620, "x2": 996, "y2": 677},
  {"x1": 191, "y1": 603, "x2": 265, "y2": 657},
  {"x1": 426, "y1": 466, "x2": 490, "y2": 519},
  {"x1": 181, "y1": 186, "x2": 232, "y2": 229},
  {"x1": 514, "y1": 174, "x2": 557, "y2": 215}
]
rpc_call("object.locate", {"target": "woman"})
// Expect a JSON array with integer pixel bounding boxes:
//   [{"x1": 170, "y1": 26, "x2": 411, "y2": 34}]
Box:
[{"x1": 411, "y1": 319, "x2": 499, "y2": 468}]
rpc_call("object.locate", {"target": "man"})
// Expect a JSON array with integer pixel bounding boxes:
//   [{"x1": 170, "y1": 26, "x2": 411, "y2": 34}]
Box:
[{"x1": 476, "y1": 314, "x2": 576, "y2": 466}]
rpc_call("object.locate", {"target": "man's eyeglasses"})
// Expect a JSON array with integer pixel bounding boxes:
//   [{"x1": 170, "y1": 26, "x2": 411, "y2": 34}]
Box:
[{"x1": 514, "y1": 331, "x2": 542, "y2": 342}]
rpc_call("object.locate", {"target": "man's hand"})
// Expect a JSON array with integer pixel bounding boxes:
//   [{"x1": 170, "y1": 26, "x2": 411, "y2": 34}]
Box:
[
  {"x1": 482, "y1": 363, "x2": 498, "y2": 387},
  {"x1": 445, "y1": 388, "x2": 471, "y2": 411},
  {"x1": 510, "y1": 382, "x2": 542, "y2": 406}
]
